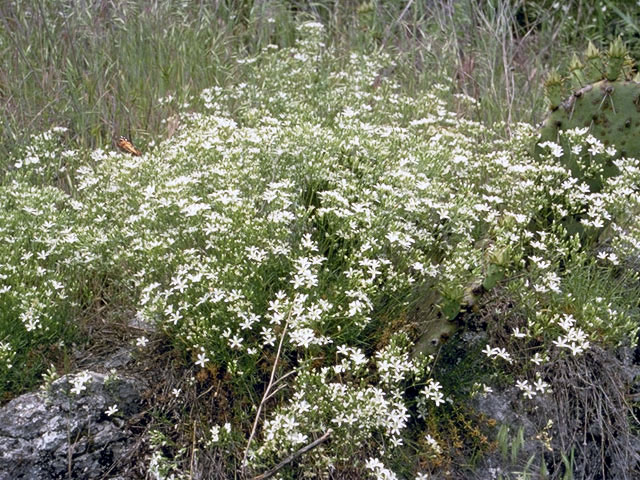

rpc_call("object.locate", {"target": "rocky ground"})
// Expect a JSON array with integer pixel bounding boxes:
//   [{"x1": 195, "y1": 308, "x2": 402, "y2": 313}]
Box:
[{"x1": 1, "y1": 306, "x2": 639, "y2": 479}]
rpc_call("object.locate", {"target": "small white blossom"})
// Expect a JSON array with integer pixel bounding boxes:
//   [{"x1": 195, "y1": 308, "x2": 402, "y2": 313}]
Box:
[{"x1": 195, "y1": 351, "x2": 209, "y2": 368}]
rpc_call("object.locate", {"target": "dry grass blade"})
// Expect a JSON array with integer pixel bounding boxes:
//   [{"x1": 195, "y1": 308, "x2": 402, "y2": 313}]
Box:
[{"x1": 545, "y1": 347, "x2": 640, "y2": 479}]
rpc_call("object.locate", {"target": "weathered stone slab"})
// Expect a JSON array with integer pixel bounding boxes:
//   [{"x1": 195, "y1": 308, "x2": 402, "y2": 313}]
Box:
[{"x1": 0, "y1": 371, "x2": 143, "y2": 480}]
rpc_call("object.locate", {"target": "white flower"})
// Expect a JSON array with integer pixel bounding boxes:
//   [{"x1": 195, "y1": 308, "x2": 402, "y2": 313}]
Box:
[
  {"x1": 105, "y1": 404, "x2": 118, "y2": 416},
  {"x1": 482, "y1": 345, "x2": 513, "y2": 363},
  {"x1": 512, "y1": 327, "x2": 526, "y2": 338},
  {"x1": 70, "y1": 371, "x2": 92, "y2": 395},
  {"x1": 390, "y1": 436, "x2": 403, "y2": 447},
  {"x1": 289, "y1": 327, "x2": 317, "y2": 348},
  {"x1": 534, "y1": 377, "x2": 550, "y2": 393},
  {"x1": 516, "y1": 379, "x2": 536, "y2": 399},
  {"x1": 229, "y1": 334, "x2": 244, "y2": 350},
  {"x1": 425, "y1": 433, "x2": 442, "y2": 454},
  {"x1": 365, "y1": 457, "x2": 399, "y2": 480},
  {"x1": 421, "y1": 380, "x2": 445, "y2": 406},
  {"x1": 288, "y1": 431, "x2": 308, "y2": 446},
  {"x1": 350, "y1": 348, "x2": 367, "y2": 367},
  {"x1": 195, "y1": 351, "x2": 209, "y2": 368},
  {"x1": 261, "y1": 327, "x2": 276, "y2": 346},
  {"x1": 246, "y1": 246, "x2": 268, "y2": 263},
  {"x1": 136, "y1": 336, "x2": 149, "y2": 347},
  {"x1": 539, "y1": 141, "x2": 563, "y2": 158},
  {"x1": 530, "y1": 352, "x2": 545, "y2": 365},
  {"x1": 210, "y1": 425, "x2": 220, "y2": 443}
]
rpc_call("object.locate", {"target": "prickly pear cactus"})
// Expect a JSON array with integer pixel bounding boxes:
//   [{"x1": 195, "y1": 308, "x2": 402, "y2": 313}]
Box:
[{"x1": 537, "y1": 38, "x2": 640, "y2": 191}]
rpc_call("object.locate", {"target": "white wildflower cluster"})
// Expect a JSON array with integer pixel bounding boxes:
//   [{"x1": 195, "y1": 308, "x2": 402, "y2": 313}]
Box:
[
  {"x1": 3, "y1": 19, "x2": 640, "y2": 478},
  {"x1": 254, "y1": 340, "x2": 426, "y2": 470},
  {"x1": 375, "y1": 337, "x2": 425, "y2": 386},
  {"x1": 415, "y1": 377, "x2": 447, "y2": 421},
  {"x1": 538, "y1": 141, "x2": 564, "y2": 159},
  {"x1": 482, "y1": 344, "x2": 513, "y2": 364},
  {"x1": 148, "y1": 430, "x2": 187, "y2": 480},
  {"x1": 420, "y1": 379, "x2": 445, "y2": 407},
  {"x1": 70, "y1": 371, "x2": 92, "y2": 396},
  {"x1": 206, "y1": 422, "x2": 231, "y2": 446},
  {"x1": 295, "y1": 21, "x2": 326, "y2": 56},
  {"x1": 40, "y1": 364, "x2": 59, "y2": 392},
  {"x1": 366, "y1": 457, "x2": 399, "y2": 480},
  {"x1": 424, "y1": 433, "x2": 443, "y2": 455},
  {"x1": 551, "y1": 313, "x2": 591, "y2": 356},
  {"x1": 0, "y1": 184, "x2": 76, "y2": 330},
  {"x1": 516, "y1": 373, "x2": 551, "y2": 399},
  {"x1": 335, "y1": 344, "x2": 368, "y2": 375},
  {"x1": 12, "y1": 127, "x2": 69, "y2": 172},
  {"x1": 256, "y1": 373, "x2": 402, "y2": 456},
  {"x1": 0, "y1": 137, "x2": 100, "y2": 392},
  {"x1": 470, "y1": 382, "x2": 493, "y2": 398},
  {"x1": 0, "y1": 341, "x2": 15, "y2": 371}
]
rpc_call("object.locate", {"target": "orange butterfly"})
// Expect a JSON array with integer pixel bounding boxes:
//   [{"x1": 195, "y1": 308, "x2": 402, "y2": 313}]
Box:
[{"x1": 116, "y1": 136, "x2": 142, "y2": 156}]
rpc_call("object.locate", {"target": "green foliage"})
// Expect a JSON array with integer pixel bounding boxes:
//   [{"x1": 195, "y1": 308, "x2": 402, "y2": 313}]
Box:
[
  {"x1": 0, "y1": 153, "x2": 81, "y2": 395},
  {"x1": 514, "y1": 0, "x2": 640, "y2": 51}
]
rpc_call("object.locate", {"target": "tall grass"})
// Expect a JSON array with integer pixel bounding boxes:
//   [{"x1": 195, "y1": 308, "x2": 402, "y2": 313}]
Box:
[
  {"x1": 2, "y1": 0, "x2": 639, "y2": 164},
  {"x1": 0, "y1": 1, "x2": 291, "y2": 158}
]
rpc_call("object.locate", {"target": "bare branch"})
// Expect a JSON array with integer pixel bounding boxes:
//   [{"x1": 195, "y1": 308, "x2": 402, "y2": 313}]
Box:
[
  {"x1": 241, "y1": 309, "x2": 292, "y2": 472},
  {"x1": 251, "y1": 429, "x2": 333, "y2": 480}
]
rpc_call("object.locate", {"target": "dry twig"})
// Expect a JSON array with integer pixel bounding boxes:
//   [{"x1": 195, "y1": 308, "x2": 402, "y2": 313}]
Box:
[{"x1": 251, "y1": 429, "x2": 333, "y2": 480}]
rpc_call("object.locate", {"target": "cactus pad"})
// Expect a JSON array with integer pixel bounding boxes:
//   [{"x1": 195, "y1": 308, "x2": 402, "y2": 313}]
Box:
[{"x1": 537, "y1": 39, "x2": 640, "y2": 191}]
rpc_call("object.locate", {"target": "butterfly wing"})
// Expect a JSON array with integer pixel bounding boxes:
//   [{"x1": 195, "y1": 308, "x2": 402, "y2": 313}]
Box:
[{"x1": 117, "y1": 136, "x2": 142, "y2": 156}]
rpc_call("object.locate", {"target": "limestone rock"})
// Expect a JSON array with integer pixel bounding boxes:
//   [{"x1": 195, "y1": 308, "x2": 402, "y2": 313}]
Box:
[{"x1": 0, "y1": 371, "x2": 143, "y2": 480}]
